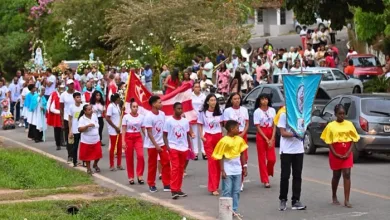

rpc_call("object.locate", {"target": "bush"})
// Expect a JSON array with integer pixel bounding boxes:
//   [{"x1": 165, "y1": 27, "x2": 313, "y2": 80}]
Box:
[{"x1": 363, "y1": 76, "x2": 390, "y2": 93}]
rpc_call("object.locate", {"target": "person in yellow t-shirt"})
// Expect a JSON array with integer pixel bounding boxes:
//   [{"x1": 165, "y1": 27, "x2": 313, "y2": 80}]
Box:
[
  {"x1": 320, "y1": 104, "x2": 360, "y2": 208},
  {"x1": 212, "y1": 120, "x2": 248, "y2": 218}
]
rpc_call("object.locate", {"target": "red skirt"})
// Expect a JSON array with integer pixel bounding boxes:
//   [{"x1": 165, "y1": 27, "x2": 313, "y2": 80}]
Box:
[
  {"x1": 329, "y1": 142, "x2": 353, "y2": 170},
  {"x1": 47, "y1": 112, "x2": 62, "y2": 127},
  {"x1": 79, "y1": 142, "x2": 103, "y2": 161}
]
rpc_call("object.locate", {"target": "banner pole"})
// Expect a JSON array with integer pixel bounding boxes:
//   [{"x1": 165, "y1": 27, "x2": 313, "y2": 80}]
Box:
[{"x1": 114, "y1": 71, "x2": 132, "y2": 153}]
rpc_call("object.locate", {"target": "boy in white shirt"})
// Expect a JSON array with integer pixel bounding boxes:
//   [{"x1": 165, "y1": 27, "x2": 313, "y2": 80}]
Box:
[
  {"x1": 163, "y1": 102, "x2": 192, "y2": 199},
  {"x1": 68, "y1": 92, "x2": 84, "y2": 167}
]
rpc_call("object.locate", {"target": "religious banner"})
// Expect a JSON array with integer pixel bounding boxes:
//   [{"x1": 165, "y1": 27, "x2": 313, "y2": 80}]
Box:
[{"x1": 282, "y1": 74, "x2": 322, "y2": 138}]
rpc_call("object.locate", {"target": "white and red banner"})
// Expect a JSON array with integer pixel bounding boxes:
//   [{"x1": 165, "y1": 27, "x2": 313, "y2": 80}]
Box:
[{"x1": 125, "y1": 72, "x2": 197, "y2": 122}]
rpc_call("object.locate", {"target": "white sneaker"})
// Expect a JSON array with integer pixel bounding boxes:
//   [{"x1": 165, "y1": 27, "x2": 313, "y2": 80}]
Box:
[
  {"x1": 240, "y1": 183, "x2": 244, "y2": 192},
  {"x1": 18, "y1": 122, "x2": 23, "y2": 127}
]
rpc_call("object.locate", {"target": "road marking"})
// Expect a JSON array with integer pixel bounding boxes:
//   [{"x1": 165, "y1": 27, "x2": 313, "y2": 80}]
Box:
[
  {"x1": 248, "y1": 163, "x2": 390, "y2": 200},
  {"x1": 310, "y1": 212, "x2": 369, "y2": 219},
  {"x1": 0, "y1": 136, "x2": 216, "y2": 220}
]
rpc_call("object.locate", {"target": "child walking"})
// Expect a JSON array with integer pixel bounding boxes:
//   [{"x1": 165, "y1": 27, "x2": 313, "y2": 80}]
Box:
[
  {"x1": 212, "y1": 120, "x2": 248, "y2": 218},
  {"x1": 68, "y1": 92, "x2": 84, "y2": 167}
]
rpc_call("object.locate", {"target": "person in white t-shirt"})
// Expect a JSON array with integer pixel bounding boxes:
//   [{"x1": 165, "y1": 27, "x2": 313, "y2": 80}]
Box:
[
  {"x1": 143, "y1": 95, "x2": 170, "y2": 193},
  {"x1": 201, "y1": 57, "x2": 214, "y2": 80},
  {"x1": 253, "y1": 93, "x2": 276, "y2": 188},
  {"x1": 106, "y1": 93, "x2": 123, "y2": 171},
  {"x1": 78, "y1": 104, "x2": 102, "y2": 175},
  {"x1": 90, "y1": 90, "x2": 106, "y2": 146},
  {"x1": 191, "y1": 82, "x2": 206, "y2": 160},
  {"x1": 87, "y1": 67, "x2": 103, "y2": 81},
  {"x1": 197, "y1": 94, "x2": 223, "y2": 196},
  {"x1": 277, "y1": 111, "x2": 306, "y2": 211},
  {"x1": 163, "y1": 102, "x2": 191, "y2": 199},
  {"x1": 60, "y1": 79, "x2": 78, "y2": 162},
  {"x1": 300, "y1": 26, "x2": 308, "y2": 50},
  {"x1": 240, "y1": 71, "x2": 253, "y2": 94},
  {"x1": 44, "y1": 68, "x2": 56, "y2": 100},
  {"x1": 223, "y1": 93, "x2": 249, "y2": 191},
  {"x1": 311, "y1": 29, "x2": 320, "y2": 51},
  {"x1": 67, "y1": 92, "x2": 85, "y2": 167},
  {"x1": 122, "y1": 99, "x2": 145, "y2": 185},
  {"x1": 120, "y1": 67, "x2": 129, "y2": 83}
]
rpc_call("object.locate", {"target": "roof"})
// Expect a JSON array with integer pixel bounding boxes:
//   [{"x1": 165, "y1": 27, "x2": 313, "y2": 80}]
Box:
[
  {"x1": 252, "y1": 0, "x2": 283, "y2": 8},
  {"x1": 348, "y1": 54, "x2": 376, "y2": 58},
  {"x1": 338, "y1": 93, "x2": 390, "y2": 99}
]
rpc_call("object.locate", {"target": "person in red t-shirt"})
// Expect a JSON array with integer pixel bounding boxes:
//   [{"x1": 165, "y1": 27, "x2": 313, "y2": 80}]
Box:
[
  {"x1": 344, "y1": 60, "x2": 355, "y2": 75},
  {"x1": 325, "y1": 52, "x2": 336, "y2": 68}
]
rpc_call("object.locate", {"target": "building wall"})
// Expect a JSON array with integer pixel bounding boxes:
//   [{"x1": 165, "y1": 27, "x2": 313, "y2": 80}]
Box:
[{"x1": 251, "y1": 8, "x2": 295, "y2": 37}]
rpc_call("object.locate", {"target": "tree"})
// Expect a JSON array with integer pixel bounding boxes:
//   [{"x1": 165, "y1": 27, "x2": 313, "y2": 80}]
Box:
[
  {"x1": 286, "y1": 0, "x2": 385, "y2": 30},
  {"x1": 105, "y1": 0, "x2": 255, "y2": 62}
]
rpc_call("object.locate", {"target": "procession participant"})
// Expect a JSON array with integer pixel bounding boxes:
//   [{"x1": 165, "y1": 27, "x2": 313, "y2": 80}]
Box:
[
  {"x1": 304, "y1": 43, "x2": 316, "y2": 67},
  {"x1": 106, "y1": 93, "x2": 123, "y2": 171},
  {"x1": 87, "y1": 67, "x2": 103, "y2": 81},
  {"x1": 21, "y1": 81, "x2": 31, "y2": 131},
  {"x1": 68, "y1": 92, "x2": 85, "y2": 167},
  {"x1": 9, "y1": 77, "x2": 21, "y2": 123},
  {"x1": 163, "y1": 102, "x2": 191, "y2": 199},
  {"x1": 320, "y1": 104, "x2": 360, "y2": 208},
  {"x1": 253, "y1": 93, "x2": 276, "y2": 188},
  {"x1": 201, "y1": 57, "x2": 214, "y2": 82},
  {"x1": 212, "y1": 120, "x2": 248, "y2": 218},
  {"x1": 90, "y1": 90, "x2": 105, "y2": 146},
  {"x1": 143, "y1": 95, "x2": 170, "y2": 193},
  {"x1": 299, "y1": 26, "x2": 308, "y2": 50},
  {"x1": 43, "y1": 68, "x2": 56, "y2": 101},
  {"x1": 197, "y1": 94, "x2": 223, "y2": 196},
  {"x1": 60, "y1": 79, "x2": 78, "y2": 163},
  {"x1": 68, "y1": 72, "x2": 82, "y2": 92},
  {"x1": 142, "y1": 64, "x2": 153, "y2": 93},
  {"x1": 120, "y1": 67, "x2": 128, "y2": 83},
  {"x1": 26, "y1": 84, "x2": 37, "y2": 140},
  {"x1": 35, "y1": 87, "x2": 47, "y2": 143},
  {"x1": 47, "y1": 84, "x2": 64, "y2": 150},
  {"x1": 191, "y1": 82, "x2": 206, "y2": 160},
  {"x1": 229, "y1": 70, "x2": 242, "y2": 94},
  {"x1": 105, "y1": 73, "x2": 117, "y2": 108},
  {"x1": 82, "y1": 81, "x2": 94, "y2": 103},
  {"x1": 122, "y1": 99, "x2": 145, "y2": 185},
  {"x1": 311, "y1": 28, "x2": 320, "y2": 51},
  {"x1": 223, "y1": 93, "x2": 249, "y2": 191},
  {"x1": 182, "y1": 70, "x2": 193, "y2": 87},
  {"x1": 78, "y1": 104, "x2": 102, "y2": 175},
  {"x1": 159, "y1": 65, "x2": 170, "y2": 94},
  {"x1": 217, "y1": 63, "x2": 230, "y2": 97},
  {"x1": 277, "y1": 107, "x2": 306, "y2": 211},
  {"x1": 0, "y1": 79, "x2": 9, "y2": 115},
  {"x1": 164, "y1": 67, "x2": 180, "y2": 95}
]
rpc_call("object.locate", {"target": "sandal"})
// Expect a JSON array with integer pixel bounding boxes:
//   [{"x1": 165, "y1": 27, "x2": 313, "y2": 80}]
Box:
[
  {"x1": 264, "y1": 183, "x2": 271, "y2": 188},
  {"x1": 87, "y1": 169, "x2": 94, "y2": 175},
  {"x1": 212, "y1": 191, "x2": 219, "y2": 196},
  {"x1": 93, "y1": 166, "x2": 101, "y2": 173},
  {"x1": 117, "y1": 165, "x2": 125, "y2": 170},
  {"x1": 137, "y1": 178, "x2": 145, "y2": 185},
  {"x1": 110, "y1": 166, "x2": 116, "y2": 171},
  {"x1": 129, "y1": 179, "x2": 135, "y2": 185}
]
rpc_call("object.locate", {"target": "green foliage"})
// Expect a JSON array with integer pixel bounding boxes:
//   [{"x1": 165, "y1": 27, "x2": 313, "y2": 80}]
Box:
[
  {"x1": 354, "y1": 7, "x2": 387, "y2": 43},
  {"x1": 363, "y1": 76, "x2": 390, "y2": 93},
  {"x1": 286, "y1": 0, "x2": 385, "y2": 31}
]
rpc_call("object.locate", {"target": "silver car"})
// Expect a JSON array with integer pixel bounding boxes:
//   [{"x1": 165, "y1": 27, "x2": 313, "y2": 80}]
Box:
[
  {"x1": 290, "y1": 67, "x2": 363, "y2": 97},
  {"x1": 304, "y1": 94, "x2": 390, "y2": 162}
]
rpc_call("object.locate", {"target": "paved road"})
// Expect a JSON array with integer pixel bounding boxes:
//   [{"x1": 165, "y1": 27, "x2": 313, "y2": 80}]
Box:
[{"x1": 1, "y1": 123, "x2": 389, "y2": 220}]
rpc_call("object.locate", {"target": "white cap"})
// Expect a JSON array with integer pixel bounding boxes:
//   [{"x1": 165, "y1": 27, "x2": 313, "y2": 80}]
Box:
[{"x1": 66, "y1": 79, "x2": 74, "y2": 85}]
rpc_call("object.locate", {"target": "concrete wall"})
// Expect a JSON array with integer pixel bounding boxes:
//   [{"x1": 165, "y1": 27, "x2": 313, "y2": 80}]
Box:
[{"x1": 250, "y1": 8, "x2": 295, "y2": 37}]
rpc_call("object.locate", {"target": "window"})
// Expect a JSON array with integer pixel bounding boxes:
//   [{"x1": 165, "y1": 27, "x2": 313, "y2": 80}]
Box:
[
  {"x1": 257, "y1": 9, "x2": 263, "y2": 23},
  {"x1": 322, "y1": 98, "x2": 340, "y2": 118},
  {"x1": 262, "y1": 87, "x2": 272, "y2": 94},
  {"x1": 245, "y1": 87, "x2": 262, "y2": 102},
  {"x1": 322, "y1": 71, "x2": 333, "y2": 81},
  {"x1": 280, "y1": 8, "x2": 286, "y2": 25},
  {"x1": 340, "y1": 98, "x2": 352, "y2": 116},
  {"x1": 361, "y1": 98, "x2": 390, "y2": 116},
  {"x1": 332, "y1": 70, "x2": 347, "y2": 81},
  {"x1": 351, "y1": 57, "x2": 377, "y2": 67}
]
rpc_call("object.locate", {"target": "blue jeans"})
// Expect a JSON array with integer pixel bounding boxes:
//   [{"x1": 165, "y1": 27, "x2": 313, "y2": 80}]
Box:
[{"x1": 222, "y1": 174, "x2": 242, "y2": 212}]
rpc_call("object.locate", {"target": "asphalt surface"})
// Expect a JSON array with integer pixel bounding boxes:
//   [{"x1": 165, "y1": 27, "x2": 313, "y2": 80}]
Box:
[{"x1": 1, "y1": 123, "x2": 389, "y2": 220}]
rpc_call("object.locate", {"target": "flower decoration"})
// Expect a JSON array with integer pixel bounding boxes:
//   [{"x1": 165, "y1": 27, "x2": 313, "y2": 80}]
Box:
[
  {"x1": 77, "y1": 60, "x2": 105, "y2": 74},
  {"x1": 119, "y1": 59, "x2": 143, "y2": 69}
]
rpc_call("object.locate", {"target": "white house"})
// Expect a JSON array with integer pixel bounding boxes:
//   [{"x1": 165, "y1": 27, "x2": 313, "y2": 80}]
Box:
[{"x1": 248, "y1": 0, "x2": 295, "y2": 37}]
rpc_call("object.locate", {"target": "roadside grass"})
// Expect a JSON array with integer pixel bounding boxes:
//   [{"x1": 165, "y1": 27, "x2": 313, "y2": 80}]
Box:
[
  {"x1": 0, "y1": 197, "x2": 189, "y2": 220},
  {"x1": 0, "y1": 185, "x2": 112, "y2": 201},
  {"x1": 0, "y1": 147, "x2": 92, "y2": 189}
]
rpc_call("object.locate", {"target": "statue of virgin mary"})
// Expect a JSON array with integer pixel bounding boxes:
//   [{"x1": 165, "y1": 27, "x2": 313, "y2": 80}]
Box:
[{"x1": 34, "y1": 47, "x2": 44, "y2": 67}]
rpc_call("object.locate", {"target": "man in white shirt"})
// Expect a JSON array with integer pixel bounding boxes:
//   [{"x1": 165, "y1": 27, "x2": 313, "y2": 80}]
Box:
[
  {"x1": 273, "y1": 60, "x2": 288, "y2": 83},
  {"x1": 120, "y1": 67, "x2": 128, "y2": 83},
  {"x1": 9, "y1": 77, "x2": 21, "y2": 122},
  {"x1": 60, "y1": 79, "x2": 78, "y2": 162},
  {"x1": 87, "y1": 67, "x2": 103, "y2": 81},
  {"x1": 44, "y1": 68, "x2": 56, "y2": 100},
  {"x1": 201, "y1": 57, "x2": 214, "y2": 81},
  {"x1": 304, "y1": 44, "x2": 316, "y2": 67},
  {"x1": 277, "y1": 111, "x2": 306, "y2": 211},
  {"x1": 311, "y1": 29, "x2": 320, "y2": 52},
  {"x1": 299, "y1": 26, "x2": 308, "y2": 50}
]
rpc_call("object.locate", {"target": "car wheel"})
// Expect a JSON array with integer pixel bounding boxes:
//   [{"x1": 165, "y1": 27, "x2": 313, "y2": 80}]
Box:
[
  {"x1": 352, "y1": 86, "x2": 361, "y2": 94},
  {"x1": 318, "y1": 23, "x2": 325, "y2": 30},
  {"x1": 296, "y1": 26, "x2": 302, "y2": 34},
  {"x1": 352, "y1": 145, "x2": 361, "y2": 163},
  {"x1": 304, "y1": 131, "x2": 317, "y2": 154}
]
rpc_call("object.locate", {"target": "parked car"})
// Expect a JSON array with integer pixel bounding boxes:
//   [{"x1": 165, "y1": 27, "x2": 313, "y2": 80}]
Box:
[
  {"x1": 290, "y1": 67, "x2": 363, "y2": 97},
  {"x1": 304, "y1": 94, "x2": 390, "y2": 162},
  {"x1": 294, "y1": 13, "x2": 330, "y2": 34},
  {"x1": 344, "y1": 54, "x2": 383, "y2": 82},
  {"x1": 241, "y1": 83, "x2": 331, "y2": 147}
]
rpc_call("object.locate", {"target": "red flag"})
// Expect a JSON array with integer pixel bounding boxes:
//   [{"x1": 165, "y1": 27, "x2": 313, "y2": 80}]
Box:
[
  {"x1": 106, "y1": 81, "x2": 118, "y2": 109},
  {"x1": 125, "y1": 72, "x2": 197, "y2": 122}
]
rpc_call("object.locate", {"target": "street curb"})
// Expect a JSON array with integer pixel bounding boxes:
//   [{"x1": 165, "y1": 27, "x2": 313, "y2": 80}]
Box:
[{"x1": 0, "y1": 136, "x2": 216, "y2": 220}]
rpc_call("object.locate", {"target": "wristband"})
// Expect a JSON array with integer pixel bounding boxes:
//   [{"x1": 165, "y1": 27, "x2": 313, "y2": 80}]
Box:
[{"x1": 243, "y1": 164, "x2": 248, "y2": 168}]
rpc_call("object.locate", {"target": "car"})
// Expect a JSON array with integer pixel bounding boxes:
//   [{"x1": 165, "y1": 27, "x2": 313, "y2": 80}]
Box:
[
  {"x1": 290, "y1": 67, "x2": 363, "y2": 97},
  {"x1": 344, "y1": 54, "x2": 383, "y2": 82},
  {"x1": 241, "y1": 83, "x2": 331, "y2": 147},
  {"x1": 304, "y1": 93, "x2": 390, "y2": 162},
  {"x1": 294, "y1": 13, "x2": 330, "y2": 34}
]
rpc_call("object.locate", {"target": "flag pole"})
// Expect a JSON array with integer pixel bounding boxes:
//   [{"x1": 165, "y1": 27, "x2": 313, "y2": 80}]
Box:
[{"x1": 114, "y1": 70, "x2": 132, "y2": 152}]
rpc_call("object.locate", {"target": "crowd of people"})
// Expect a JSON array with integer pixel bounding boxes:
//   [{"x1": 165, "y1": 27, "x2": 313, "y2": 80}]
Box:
[{"x1": 0, "y1": 38, "x2": 362, "y2": 217}]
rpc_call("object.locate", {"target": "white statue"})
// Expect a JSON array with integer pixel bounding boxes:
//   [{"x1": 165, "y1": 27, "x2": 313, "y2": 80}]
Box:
[
  {"x1": 34, "y1": 47, "x2": 44, "y2": 67},
  {"x1": 89, "y1": 50, "x2": 94, "y2": 61}
]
